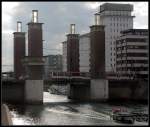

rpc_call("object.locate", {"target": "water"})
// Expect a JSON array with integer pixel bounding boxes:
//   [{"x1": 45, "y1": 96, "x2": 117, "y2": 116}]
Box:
[{"x1": 8, "y1": 92, "x2": 148, "y2": 125}]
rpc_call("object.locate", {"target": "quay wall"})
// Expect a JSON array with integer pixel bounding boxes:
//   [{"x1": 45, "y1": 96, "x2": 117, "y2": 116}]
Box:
[
  {"x1": 108, "y1": 79, "x2": 148, "y2": 102},
  {"x1": 2, "y1": 80, "x2": 25, "y2": 103}
]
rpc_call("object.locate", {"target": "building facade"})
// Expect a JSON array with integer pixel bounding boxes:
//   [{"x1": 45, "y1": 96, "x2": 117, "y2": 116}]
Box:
[
  {"x1": 44, "y1": 55, "x2": 62, "y2": 79},
  {"x1": 62, "y1": 41, "x2": 67, "y2": 72},
  {"x1": 79, "y1": 33, "x2": 90, "y2": 72},
  {"x1": 99, "y1": 3, "x2": 135, "y2": 73},
  {"x1": 116, "y1": 29, "x2": 148, "y2": 79}
]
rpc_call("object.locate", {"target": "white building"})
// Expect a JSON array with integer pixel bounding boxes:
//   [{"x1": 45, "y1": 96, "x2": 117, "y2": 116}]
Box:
[
  {"x1": 79, "y1": 33, "x2": 90, "y2": 72},
  {"x1": 62, "y1": 41, "x2": 67, "y2": 72},
  {"x1": 99, "y1": 3, "x2": 135, "y2": 73}
]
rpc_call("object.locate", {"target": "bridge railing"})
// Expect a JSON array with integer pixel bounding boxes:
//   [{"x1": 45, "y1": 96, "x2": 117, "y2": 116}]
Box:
[{"x1": 49, "y1": 72, "x2": 90, "y2": 78}]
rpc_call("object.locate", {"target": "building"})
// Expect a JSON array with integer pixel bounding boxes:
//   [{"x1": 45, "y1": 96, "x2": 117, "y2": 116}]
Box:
[
  {"x1": 79, "y1": 33, "x2": 90, "y2": 72},
  {"x1": 99, "y1": 3, "x2": 135, "y2": 73},
  {"x1": 44, "y1": 55, "x2": 62, "y2": 79},
  {"x1": 116, "y1": 29, "x2": 148, "y2": 80},
  {"x1": 62, "y1": 3, "x2": 135, "y2": 74},
  {"x1": 62, "y1": 41, "x2": 67, "y2": 72}
]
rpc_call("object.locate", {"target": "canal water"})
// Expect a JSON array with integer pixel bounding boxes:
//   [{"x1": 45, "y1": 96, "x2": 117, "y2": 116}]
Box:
[{"x1": 7, "y1": 92, "x2": 148, "y2": 125}]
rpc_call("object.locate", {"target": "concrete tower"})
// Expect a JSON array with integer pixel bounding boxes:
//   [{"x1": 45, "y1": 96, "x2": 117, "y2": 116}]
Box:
[
  {"x1": 90, "y1": 13, "x2": 105, "y2": 79},
  {"x1": 13, "y1": 21, "x2": 25, "y2": 79},
  {"x1": 67, "y1": 24, "x2": 80, "y2": 75}
]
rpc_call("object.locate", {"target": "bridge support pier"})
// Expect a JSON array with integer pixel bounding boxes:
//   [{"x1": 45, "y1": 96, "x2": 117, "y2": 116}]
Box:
[
  {"x1": 25, "y1": 80, "x2": 43, "y2": 104},
  {"x1": 90, "y1": 79, "x2": 108, "y2": 101},
  {"x1": 67, "y1": 84, "x2": 90, "y2": 101}
]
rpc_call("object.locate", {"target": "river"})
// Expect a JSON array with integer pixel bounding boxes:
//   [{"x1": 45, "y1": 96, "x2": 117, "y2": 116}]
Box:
[{"x1": 7, "y1": 92, "x2": 148, "y2": 125}]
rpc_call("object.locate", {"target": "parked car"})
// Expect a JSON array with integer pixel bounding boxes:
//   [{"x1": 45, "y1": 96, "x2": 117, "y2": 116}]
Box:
[{"x1": 131, "y1": 110, "x2": 148, "y2": 122}]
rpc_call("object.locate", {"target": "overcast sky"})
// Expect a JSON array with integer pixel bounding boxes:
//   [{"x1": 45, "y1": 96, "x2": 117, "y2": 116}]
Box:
[{"x1": 2, "y1": 2, "x2": 148, "y2": 72}]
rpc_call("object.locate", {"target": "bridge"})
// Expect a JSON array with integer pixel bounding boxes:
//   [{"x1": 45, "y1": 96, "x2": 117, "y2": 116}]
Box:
[
  {"x1": 44, "y1": 72, "x2": 90, "y2": 85},
  {"x1": 2, "y1": 71, "x2": 148, "y2": 104}
]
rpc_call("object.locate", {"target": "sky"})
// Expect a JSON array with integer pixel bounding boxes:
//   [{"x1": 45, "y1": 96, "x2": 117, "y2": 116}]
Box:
[{"x1": 2, "y1": 2, "x2": 148, "y2": 72}]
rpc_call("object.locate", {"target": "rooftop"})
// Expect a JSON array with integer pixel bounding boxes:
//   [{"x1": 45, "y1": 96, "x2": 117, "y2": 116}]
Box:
[{"x1": 100, "y1": 3, "x2": 133, "y2": 12}]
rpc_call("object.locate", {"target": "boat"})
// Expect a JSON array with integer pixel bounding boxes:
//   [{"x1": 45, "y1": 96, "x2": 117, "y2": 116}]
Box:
[{"x1": 112, "y1": 108, "x2": 135, "y2": 124}]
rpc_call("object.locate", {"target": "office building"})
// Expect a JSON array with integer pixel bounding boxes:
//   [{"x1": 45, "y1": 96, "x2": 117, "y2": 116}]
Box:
[
  {"x1": 116, "y1": 29, "x2": 148, "y2": 79},
  {"x1": 99, "y1": 3, "x2": 135, "y2": 73}
]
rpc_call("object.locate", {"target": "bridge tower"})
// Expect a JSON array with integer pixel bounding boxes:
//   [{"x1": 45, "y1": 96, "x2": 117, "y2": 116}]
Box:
[
  {"x1": 90, "y1": 13, "x2": 105, "y2": 78},
  {"x1": 90, "y1": 13, "x2": 108, "y2": 101},
  {"x1": 66, "y1": 24, "x2": 80, "y2": 75},
  {"x1": 23, "y1": 10, "x2": 44, "y2": 79},
  {"x1": 13, "y1": 21, "x2": 25, "y2": 80},
  {"x1": 22, "y1": 10, "x2": 44, "y2": 104}
]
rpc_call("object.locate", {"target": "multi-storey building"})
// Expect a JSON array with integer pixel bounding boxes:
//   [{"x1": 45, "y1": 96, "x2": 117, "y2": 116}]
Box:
[
  {"x1": 79, "y1": 33, "x2": 90, "y2": 72},
  {"x1": 99, "y1": 3, "x2": 135, "y2": 73},
  {"x1": 116, "y1": 29, "x2": 148, "y2": 79},
  {"x1": 44, "y1": 55, "x2": 62, "y2": 79}
]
